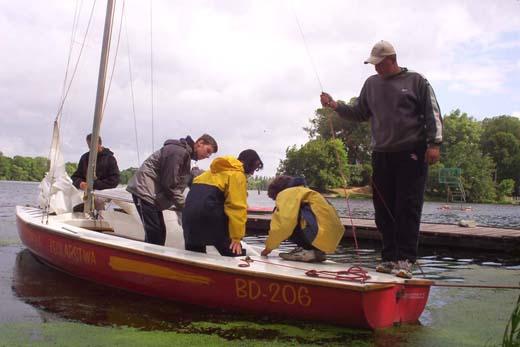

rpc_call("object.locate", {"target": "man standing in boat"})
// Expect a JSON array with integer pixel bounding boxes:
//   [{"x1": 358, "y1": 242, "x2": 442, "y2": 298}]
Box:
[
  {"x1": 127, "y1": 134, "x2": 218, "y2": 246},
  {"x1": 71, "y1": 133, "x2": 120, "y2": 211},
  {"x1": 320, "y1": 40, "x2": 443, "y2": 278}
]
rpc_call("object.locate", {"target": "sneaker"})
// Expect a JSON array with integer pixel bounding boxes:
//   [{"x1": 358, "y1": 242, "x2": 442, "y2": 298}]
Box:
[
  {"x1": 395, "y1": 260, "x2": 413, "y2": 279},
  {"x1": 279, "y1": 247, "x2": 326, "y2": 263},
  {"x1": 375, "y1": 261, "x2": 396, "y2": 274}
]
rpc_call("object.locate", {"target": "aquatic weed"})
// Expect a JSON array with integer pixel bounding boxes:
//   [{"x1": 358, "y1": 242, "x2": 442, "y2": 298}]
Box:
[{"x1": 503, "y1": 294, "x2": 520, "y2": 347}]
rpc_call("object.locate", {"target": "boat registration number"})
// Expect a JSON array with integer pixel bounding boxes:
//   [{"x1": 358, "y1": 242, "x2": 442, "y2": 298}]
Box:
[{"x1": 235, "y1": 279, "x2": 312, "y2": 307}]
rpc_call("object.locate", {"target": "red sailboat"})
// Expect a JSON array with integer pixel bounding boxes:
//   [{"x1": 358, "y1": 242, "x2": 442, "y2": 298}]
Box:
[{"x1": 16, "y1": 0, "x2": 431, "y2": 330}]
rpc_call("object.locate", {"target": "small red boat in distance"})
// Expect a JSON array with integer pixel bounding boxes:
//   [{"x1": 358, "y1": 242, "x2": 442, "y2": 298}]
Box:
[{"x1": 247, "y1": 206, "x2": 274, "y2": 214}]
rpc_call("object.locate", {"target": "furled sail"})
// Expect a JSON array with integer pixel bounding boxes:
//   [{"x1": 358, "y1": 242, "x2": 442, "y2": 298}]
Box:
[{"x1": 38, "y1": 120, "x2": 83, "y2": 214}]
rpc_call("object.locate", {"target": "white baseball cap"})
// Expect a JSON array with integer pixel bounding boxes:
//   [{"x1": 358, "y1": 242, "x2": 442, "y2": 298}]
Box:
[{"x1": 364, "y1": 40, "x2": 396, "y2": 65}]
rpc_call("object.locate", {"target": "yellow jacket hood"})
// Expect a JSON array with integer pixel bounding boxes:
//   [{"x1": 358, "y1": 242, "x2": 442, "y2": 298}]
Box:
[{"x1": 210, "y1": 156, "x2": 244, "y2": 174}]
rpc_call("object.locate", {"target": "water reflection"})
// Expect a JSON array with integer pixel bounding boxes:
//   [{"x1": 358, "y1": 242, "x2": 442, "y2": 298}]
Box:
[
  {"x1": 10, "y1": 250, "x2": 371, "y2": 344},
  {"x1": 11, "y1": 244, "x2": 519, "y2": 345}
]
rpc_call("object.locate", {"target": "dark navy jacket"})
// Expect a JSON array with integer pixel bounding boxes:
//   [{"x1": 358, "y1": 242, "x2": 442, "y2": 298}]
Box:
[{"x1": 71, "y1": 148, "x2": 120, "y2": 190}]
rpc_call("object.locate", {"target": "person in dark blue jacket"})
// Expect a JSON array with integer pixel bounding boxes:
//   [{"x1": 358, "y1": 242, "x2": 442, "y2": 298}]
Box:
[{"x1": 71, "y1": 134, "x2": 120, "y2": 211}]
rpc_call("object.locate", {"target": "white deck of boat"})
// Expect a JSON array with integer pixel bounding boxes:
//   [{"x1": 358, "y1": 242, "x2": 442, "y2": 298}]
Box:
[{"x1": 16, "y1": 205, "x2": 430, "y2": 290}]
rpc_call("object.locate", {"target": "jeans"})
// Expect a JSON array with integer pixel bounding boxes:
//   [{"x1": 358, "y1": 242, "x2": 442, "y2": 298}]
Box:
[{"x1": 132, "y1": 195, "x2": 166, "y2": 246}]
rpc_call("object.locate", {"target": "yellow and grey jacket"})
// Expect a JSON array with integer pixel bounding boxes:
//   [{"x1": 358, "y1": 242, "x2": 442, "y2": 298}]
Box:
[
  {"x1": 189, "y1": 156, "x2": 248, "y2": 242},
  {"x1": 265, "y1": 186, "x2": 344, "y2": 253}
]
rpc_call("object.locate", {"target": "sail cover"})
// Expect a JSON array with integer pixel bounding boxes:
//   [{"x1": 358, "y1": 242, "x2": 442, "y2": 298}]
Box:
[{"x1": 38, "y1": 120, "x2": 83, "y2": 214}]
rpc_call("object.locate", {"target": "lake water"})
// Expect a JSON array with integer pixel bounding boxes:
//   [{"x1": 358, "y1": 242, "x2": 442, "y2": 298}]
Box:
[
  {"x1": 1, "y1": 180, "x2": 519, "y2": 347},
  {"x1": 247, "y1": 188, "x2": 520, "y2": 229}
]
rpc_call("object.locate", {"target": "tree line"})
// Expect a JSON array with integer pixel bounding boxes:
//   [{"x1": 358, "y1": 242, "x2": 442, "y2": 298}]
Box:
[
  {"x1": 278, "y1": 103, "x2": 520, "y2": 202},
  {"x1": 2, "y1": 106, "x2": 519, "y2": 203},
  {"x1": 0, "y1": 156, "x2": 274, "y2": 192}
]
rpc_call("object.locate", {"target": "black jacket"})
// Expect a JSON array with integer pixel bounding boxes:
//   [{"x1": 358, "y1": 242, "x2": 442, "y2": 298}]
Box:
[{"x1": 71, "y1": 148, "x2": 120, "y2": 190}]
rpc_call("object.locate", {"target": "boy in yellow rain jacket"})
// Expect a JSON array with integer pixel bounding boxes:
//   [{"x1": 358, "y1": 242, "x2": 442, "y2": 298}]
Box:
[
  {"x1": 261, "y1": 176, "x2": 345, "y2": 262},
  {"x1": 183, "y1": 150, "x2": 263, "y2": 256}
]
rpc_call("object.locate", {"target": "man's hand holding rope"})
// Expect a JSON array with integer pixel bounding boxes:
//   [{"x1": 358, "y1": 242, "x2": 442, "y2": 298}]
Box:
[{"x1": 320, "y1": 92, "x2": 338, "y2": 110}]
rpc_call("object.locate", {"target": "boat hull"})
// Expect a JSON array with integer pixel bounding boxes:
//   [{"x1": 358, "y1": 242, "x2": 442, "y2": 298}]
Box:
[{"x1": 16, "y1": 213, "x2": 430, "y2": 329}]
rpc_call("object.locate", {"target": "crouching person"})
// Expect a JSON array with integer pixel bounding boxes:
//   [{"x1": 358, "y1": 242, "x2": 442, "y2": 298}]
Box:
[
  {"x1": 183, "y1": 150, "x2": 263, "y2": 256},
  {"x1": 261, "y1": 176, "x2": 345, "y2": 262}
]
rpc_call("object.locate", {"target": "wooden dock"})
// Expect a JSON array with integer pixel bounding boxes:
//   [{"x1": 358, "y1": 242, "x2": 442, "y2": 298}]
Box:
[{"x1": 246, "y1": 214, "x2": 520, "y2": 252}]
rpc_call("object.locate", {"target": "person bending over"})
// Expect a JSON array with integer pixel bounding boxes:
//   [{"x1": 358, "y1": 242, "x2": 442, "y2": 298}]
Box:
[
  {"x1": 127, "y1": 134, "x2": 218, "y2": 246},
  {"x1": 260, "y1": 175, "x2": 345, "y2": 263},
  {"x1": 183, "y1": 149, "x2": 263, "y2": 256}
]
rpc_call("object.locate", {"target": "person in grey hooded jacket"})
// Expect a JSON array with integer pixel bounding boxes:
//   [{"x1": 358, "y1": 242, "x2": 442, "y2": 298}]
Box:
[
  {"x1": 126, "y1": 134, "x2": 218, "y2": 245},
  {"x1": 320, "y1": 40, "x2": 443, "y2": 279}
]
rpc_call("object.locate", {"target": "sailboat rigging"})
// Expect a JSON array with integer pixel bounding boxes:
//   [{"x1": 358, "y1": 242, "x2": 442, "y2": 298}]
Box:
[{"x1": 85, "y1": 0, "x2": 115, "y2": 214}]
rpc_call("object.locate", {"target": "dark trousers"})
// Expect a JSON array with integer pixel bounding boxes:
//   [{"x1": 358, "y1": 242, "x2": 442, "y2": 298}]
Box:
[
  {"x1": 289, "y1": 204, "x2": 319, "y2": 251},
  {"x1": 182, "y1": 184, "x2": 245, "y2": 257},
  {"x1": 289, "y1": 232, "x2": 316, "y2": 251},
  {"x1": 371, "y1": 146, "x2": 428, "y2": 263},
  {"x1": 132, "y1": 195, "x2": 166, "y2": 246}
]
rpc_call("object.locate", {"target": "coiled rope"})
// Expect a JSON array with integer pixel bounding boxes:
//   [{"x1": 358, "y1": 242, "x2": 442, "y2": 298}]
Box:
[{"x1": 238, "y1": 256, "x2": 520, "y2": 289}]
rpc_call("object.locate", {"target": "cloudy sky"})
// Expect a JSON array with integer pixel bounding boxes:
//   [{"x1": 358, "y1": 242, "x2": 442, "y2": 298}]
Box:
[{"x1": 1, "y1": 0, "x2": 519, "y2": 176}]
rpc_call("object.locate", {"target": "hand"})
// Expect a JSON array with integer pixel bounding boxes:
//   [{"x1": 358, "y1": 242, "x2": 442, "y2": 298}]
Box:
[
  {"x1": 320, "y1": 92, "x2": 337, "y2": 109},
  {"x1": 261, "y1": 248, "x2": 271, "y2": 257},
  {"x1": 229, "y1": 240, "x2": 242, "y2": 255},
  {"x1": 425, "y1": 145, "x2": 440, "y2": 165},
  {"x1": 79, "y1": 181, "x2": 88, "y2": 191}
]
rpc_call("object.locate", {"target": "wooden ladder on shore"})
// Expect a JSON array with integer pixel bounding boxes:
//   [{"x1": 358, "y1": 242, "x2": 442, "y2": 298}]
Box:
[{"x1": 439, "y1": 168, "x2": 466, "y2": 203}]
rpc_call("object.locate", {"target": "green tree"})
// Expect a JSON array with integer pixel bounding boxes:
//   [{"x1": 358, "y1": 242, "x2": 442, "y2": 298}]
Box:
[
  {"x1": 496, "y1": 179, "x2": 515, "y2": 202},
  {"x1": 442, "y1": 110, "x2": 496, "y2": 202},
  {"x1": 11, "y1": 156, "x2": 32, "y2": 181},
  {"x1": 0, "y1": 155, "x2": 13, "y2": 180},
  {"x1": 247, "y1": 175, "x2": 273, "y2": 191},
  {"x1": 304, "y1": 100, "x2": 371, "y2": 164},
  {"x1": 119, "y1": 167, "x2": 137, "y2": 185},
  {"x1": 65, "y1": 162, "x2": 78, "y2": 177},
  {"x1": 277, "y1": 138, "x2": 349, "y2": 192},
  {"x1": 30, "y1": 157, "x2": 49, "y2": 181},
  {"x1": 348, "y1": 163, "x2": 372, "y2": 186},
  {"x1": 481, "y1": 116, "x2": 520, "y2": 195}
]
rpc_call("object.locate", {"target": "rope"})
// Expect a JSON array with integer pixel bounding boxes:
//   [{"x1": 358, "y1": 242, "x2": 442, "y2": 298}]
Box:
[
  {"x1": 239, "y1": 256, "x2": 370, "y2": 283},
  {"x1": 371, "y1": 179, "x2": 396, "y2": 223},
  {"x1": 306, "y1": 267, "x2": 370, "y2": 283},
  {"x1": 325, "y1": 115, "x2": 360, "y2": 253},
  {"x1": 60, "y1": 0, "x2": 82, "y2": 103},
  {"x1": 291, "y1": 4, "x2": 323, "y2": 92},
  {"x1": 291, "y1": 7, "x2": 360, "y2": 259},
  {"x1": 124, "y1": 5, "x2": 141, "y2": 165},
  {"x1": 45, "y1": 0, "x2": 94, "y2": 214},
  {"x1": 102, "y1": 0, "x2": 124, "y2": 119},
  {"x1": 54, "y1": 0, "x2": 97, "y2": 124},
  {"x1": 238, "y1": 257, "x2": 520, "y2": 290},
  {"x1": 149, "y1": 0, "x2": 155, "y2": 152}
]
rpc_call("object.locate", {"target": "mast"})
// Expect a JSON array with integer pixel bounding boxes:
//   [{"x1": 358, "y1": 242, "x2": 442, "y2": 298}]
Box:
[{"x1": 84, "y1": 0, "x2": 115, "y2": 214}]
